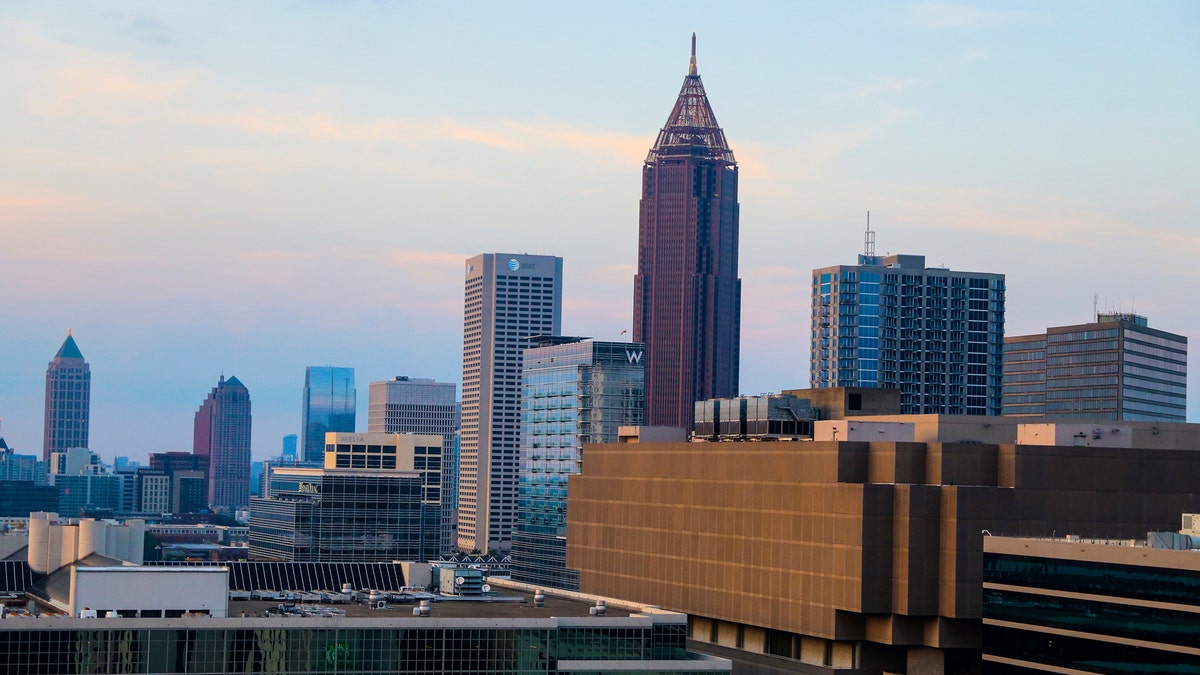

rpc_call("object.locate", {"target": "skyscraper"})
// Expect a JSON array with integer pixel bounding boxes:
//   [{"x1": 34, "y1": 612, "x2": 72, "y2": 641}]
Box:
[
  {"x1": 368, "y1": 376, "x2": 458, "y2": 553},
  {"x1": 634, "y1": 35, "x2": 741, "y2": 429},
  {"x1": 811, "y1": 253, "x2": 1005, "y2": 415},
  {"x1": 510, "y1": 337, "x2": 644, "y2": 591},
  {"x1": 43, "y1": 330, "x2": 90, "y2": 461},
  {"x1": 301, "y1": 366, "x2": 356, "y2": 463},
  {"x1": 193, "y1": 375, "x2": 252, "y2": 511},
  {"x1": 1003, "y1": 312, "x2": 1187, "y2": 421},
  {"x1": 459, "y1": 253, "x2": 562, "y2": 553}
]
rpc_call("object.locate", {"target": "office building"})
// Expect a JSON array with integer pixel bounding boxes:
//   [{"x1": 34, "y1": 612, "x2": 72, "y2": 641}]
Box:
[
  {"x1": 281, "y1": 433, "x2": 298, "y2": 462},
  {"x1": 510, "y1": 337, "x2": 645, "y2": 591},
  {"x1": 1003, "y1": 312, "x2": 1187, "y2": 421},
  {"x1": 369, "y1": 376, "x2": 459, "y2": 553},
  {"x1": 193, "y1": 375, "x2": 252, "y2": 512},
  {"x1": 568, "y1": 416, "x2": 1200, "y2": 674},
  {"x1": 42, "y1": 330, "x2": 90, "y2": 461},
  {"x1": 149, "y1": 451, "x2": 209, "y2": 514},
  {"x1": 249, "y1": 432, "x2": 442, "y2": 562},
  {"x1": 0, "y1": 441, "x2": 48, "y2": 485},
  {"x1": 634, "y1": 35, "x2": 741, "y2": 430},
  {"x1": 459, "y1": 253, "x2": 562, "y2": 553},
  {"x1": 301, "y1": 366, "x2": 356, "y2": 462},
  {"x1": 983, "y1": 536, "x2": 1200, "y2": 673},
  {"x1": 811, "y1": 252, "x2": 1005, "y2": 415}
]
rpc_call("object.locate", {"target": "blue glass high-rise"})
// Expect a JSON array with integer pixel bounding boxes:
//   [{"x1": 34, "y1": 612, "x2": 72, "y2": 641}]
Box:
[
  {"x1": 301, "y1": 367, "x2": 356, "y2": 463},
  {"x1": 510, "y1": 337, "x2": 644, "y2": 591}
]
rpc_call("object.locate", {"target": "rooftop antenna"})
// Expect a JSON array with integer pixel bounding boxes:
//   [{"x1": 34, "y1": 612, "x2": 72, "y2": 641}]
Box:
[
  {"x1": 1093, "y1": 293, "x2": 1098, "y2": 322},
  {"x1": 864, "y1": 211, "x2": 876, "y2": 257},
  {"x1": 689, "y1": 32, "x2": 697, "y2": 76}
]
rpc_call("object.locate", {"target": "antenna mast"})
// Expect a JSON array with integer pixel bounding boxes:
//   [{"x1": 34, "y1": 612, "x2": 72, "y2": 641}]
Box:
[{"x1": 864, "y1": 211, "x2": 876, "y2": 257}]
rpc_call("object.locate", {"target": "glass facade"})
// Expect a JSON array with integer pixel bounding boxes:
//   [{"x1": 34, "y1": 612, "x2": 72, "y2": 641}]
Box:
[
  {"x1": 302, "y1": 367, "x2": 356, "y2": 463},
  {"x1": 983, "y1": 550, "x2": 1200, "y2": 674},
  {"x1": 510, "y1": 339, "x2": 644, "y2": 590},
  {"x1": 0, "y1": 619, "x2": 718, "y2": 674},
  {"x1": 811, "y1": 255, "x2": 1005, "y2": 415},
  {"x1": 250, "y1": 466, "x2": 440, "y2": 562}
]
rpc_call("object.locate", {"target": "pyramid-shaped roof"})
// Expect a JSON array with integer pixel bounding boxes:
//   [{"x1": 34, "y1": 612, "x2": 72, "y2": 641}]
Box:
[
  {"x1": 54, "y1": 333, "x2": 84, "y2": 360},
  {"x1": 224, "y1": 375, "x2": 246, "y2": 389},
  {"x1": 646, "y1": 34, "x2": 735, "y2": 164}
]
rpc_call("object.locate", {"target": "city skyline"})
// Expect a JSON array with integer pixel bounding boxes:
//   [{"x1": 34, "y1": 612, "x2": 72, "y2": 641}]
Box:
[{"x1": 1, "y1": 3, "x2": 1197, "y2": 461}]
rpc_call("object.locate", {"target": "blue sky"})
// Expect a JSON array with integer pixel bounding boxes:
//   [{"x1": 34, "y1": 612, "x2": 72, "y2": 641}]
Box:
[{"x1": 1, "y1": 1, "x2": 1197, "y2": 461}]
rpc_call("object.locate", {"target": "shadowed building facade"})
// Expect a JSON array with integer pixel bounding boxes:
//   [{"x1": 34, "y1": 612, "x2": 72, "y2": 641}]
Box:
[
  {"x1": 567, "y1": 417, "x2": 1200, "y2": 673},
  {"x1": 193, "y1": 375, "x2": 252, "y2": 512},
  {"x1": 43, "y1": 331, "x2": 90, "y2": 462},
  {"x1": 634, "y1": 35, "x2": 741, "y2": 429}
]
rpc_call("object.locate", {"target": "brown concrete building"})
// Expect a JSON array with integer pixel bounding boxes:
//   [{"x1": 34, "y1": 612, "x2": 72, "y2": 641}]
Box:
[{"x1": 567, "y1": 417, "x2": 1200, "y2": 674}]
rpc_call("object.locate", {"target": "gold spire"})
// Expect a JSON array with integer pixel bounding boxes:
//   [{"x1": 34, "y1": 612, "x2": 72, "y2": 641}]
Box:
[
  {"x1": 689, "y1": 32, "x2": 697, "y2": 76},
  {"x1": 67, "y1": 328, "x2": 72, "y2": 336}
]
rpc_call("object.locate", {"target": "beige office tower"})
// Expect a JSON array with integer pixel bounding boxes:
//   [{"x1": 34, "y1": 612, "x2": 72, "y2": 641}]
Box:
[
  {"x1": 458, "y1": 253, "x2": 562, "y2": 553},
  {"x1": 368, "y1": 376, "x2": 458, "y2": 554}
]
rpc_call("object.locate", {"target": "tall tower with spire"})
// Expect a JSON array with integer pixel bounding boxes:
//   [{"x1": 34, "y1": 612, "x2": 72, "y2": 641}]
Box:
[
  {"x1": 633, "y1": 34, "x2": 741, "y2": 428},
  {"x1": 43, "y1": 330, "x2": 91, "y2": 461}
]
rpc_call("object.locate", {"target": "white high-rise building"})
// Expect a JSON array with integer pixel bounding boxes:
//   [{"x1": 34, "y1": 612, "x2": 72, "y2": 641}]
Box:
[
  {"x1": 458, "y1": 253, "x2": 562, "y2": 553},
  {"x1": 368, "y1": 376, "x2": 458, "y2": 553}
]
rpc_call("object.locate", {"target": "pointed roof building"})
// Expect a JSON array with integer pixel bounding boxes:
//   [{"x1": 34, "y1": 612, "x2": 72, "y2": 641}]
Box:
[
  {"x1": 633, "y1": 35, "x2": 742, "y2": 429},
  {"x1": 646, "y1": 33, "x2": 735, "y2": 164},
  {"x1": 43, "y1": 330, "x2": 91, "y2": 461}
]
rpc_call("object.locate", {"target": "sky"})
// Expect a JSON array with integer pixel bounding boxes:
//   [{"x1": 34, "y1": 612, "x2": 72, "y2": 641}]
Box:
[{"x1": 1, "y1": 1, "x2": 1197, "y2": 463}]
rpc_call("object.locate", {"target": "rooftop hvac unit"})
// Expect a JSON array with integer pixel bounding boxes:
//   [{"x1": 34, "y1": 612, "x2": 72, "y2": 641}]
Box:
[{"x1": 1183, "y1": 514, "x2": 1199, "y2": 535}]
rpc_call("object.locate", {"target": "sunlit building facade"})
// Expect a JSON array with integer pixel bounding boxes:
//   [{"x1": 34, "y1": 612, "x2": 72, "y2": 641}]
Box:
[
  {"x1": 459, "y1": 253, "x2": 562, "y2": 554},
  {"x1": 510, "y1": 337, "x2": 644, "y2": 590},
  {"x1": 301, "y1": 366, "x2": 356, "y2": 463},
  {"x1": 1002, "y1": 312, "x2": 1187, "y2": 421}
]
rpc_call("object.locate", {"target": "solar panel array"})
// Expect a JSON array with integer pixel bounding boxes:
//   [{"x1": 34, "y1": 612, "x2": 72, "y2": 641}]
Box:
[
  {"x1": 148, "y1": 561, "x2": 407, "y2": 592},
  {"x1": 0, "y1": 561, "x2": 38, "y2": 593}
]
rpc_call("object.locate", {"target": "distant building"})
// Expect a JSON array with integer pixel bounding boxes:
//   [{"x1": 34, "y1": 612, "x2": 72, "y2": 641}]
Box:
[
  {"x1": 510, "y1": 337, "x2": 644, "y2": 591},
  {"x1": 0, "y1": 481, "x2": 59, "y2": 517},
  {"x1": 0, "y1": 441, "x2": 48, "y2": 485},
  {"x1": 369, "y1": 376, "x2": 458, "y2": 553},
  {"x1": 811, "y1": 253, "x2": 1005, "y2": 415},
  {"x1": 134, "y1": 468, "x2": 171, "y2": 515},
  {"x1": 1003, "y1": 312, "x2": 1187, "y2": 421},
  {"x1": 459, "y1": 253, "x2": 563, "y2": 554},
  {"x1": 54, "y1": 474, "x2": 123, "y2": 517},
  {"x1": 43, "y1": 330, "x2": 90, "y2": 461},
  {"x1": 634, "y1": 36, "x2": 741, "y2": 430},
  {"x1": 193, "y1": 375, "x2": 252, "y2": 512},
  {"x1": 149, "y1": 452, "x2": 209, "y2": 514},
  {"x1": 983, "y1": 536, "x2": 1200, "y2": 672},
  {"x1": 301, "y1": 366, "x2": 356, "y2": 463},
  {"x1": 249, "y1": 432, "x2": 442, "y2": 562},
  {"x1": 49, "y1": 447, "x2": 100, "y2": 476},
  {"x1": 281, "y1": 433, "x2": 298, "y2": 462}
]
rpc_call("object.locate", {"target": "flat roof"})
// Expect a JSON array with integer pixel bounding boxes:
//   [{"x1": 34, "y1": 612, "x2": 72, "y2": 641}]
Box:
[{"x1": 232, "y1": 594, "x2": 632, "y2": 620}]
